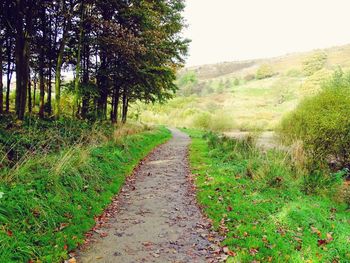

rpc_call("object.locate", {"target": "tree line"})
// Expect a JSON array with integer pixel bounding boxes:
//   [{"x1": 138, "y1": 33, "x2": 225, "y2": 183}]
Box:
[{"x1": 0, "y1": 0, "x2": 188, "y2": 122}]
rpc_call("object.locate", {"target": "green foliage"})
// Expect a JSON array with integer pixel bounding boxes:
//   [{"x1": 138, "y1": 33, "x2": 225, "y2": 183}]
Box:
[
  {"x1": 184, "y1": 129, "x2": 350, "y2": 262},
  {"x1": 177, "y1": 70, "x2": 198, "y2": 87},
  {"x1": 285, "y1": 68, "x2": 302, "y2": 77},
  {"x1": 256, "y1": 64, "x2": 274, "y2": 80},
  {"x1": 233, "y1": 78, "x2": 240, "y2": 86},
  {"x1": 302, "y1": 51, "x2": 328, "y2": 76},
  {"x1": 0, "y1": 115, "x2": 113, "y2": 167},
  {"x1": 191, "y1": 111, "x2": 235, "y2": 132},
  {"x1": 0, "y1": 126, "x2": 171, "y2": 262},
  {"x1": 279, "y1": 70, "x2": 350, "y2": 167}
]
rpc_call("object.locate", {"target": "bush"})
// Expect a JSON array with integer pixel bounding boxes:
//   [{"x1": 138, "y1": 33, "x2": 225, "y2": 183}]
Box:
[
  {"x1": 302, "y1": 51, "x2": 328, "y2": 76},
  {"x1": 279, "y1": 70, "x2": 350, "y2": 167},
  {"x1": 192, "y1": 112, "x2": 212, "y2": 130},
  {"x1": 244, "y1": 74, "x2": 255, "y2": 81},
  {"x1": 256, "y1": 64, "x2": 274, "y2": 79}
]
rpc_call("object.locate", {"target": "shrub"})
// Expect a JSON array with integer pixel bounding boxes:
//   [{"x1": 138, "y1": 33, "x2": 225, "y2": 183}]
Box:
[
  {"x1": 302, "y1": 51, "x2": 328, "y2": 76},
  {"x1": 279, "y1": 70, "x2": 350, "y2": 168},
  {"x1": 286, "y1": 68, "x2": 302, "y2": 77},
  {"x1": 210, "y1": 112, "x2": 235, "y2": 131},
  {"x1": 244, "y1": 74, "x2": 255, "y2": 81},
  {"x1": 192, "y1": 112, "x2": 212, "y2": 130},
  {"x1": 256, "y1": 64, "x2": 274, "y2": 79}
]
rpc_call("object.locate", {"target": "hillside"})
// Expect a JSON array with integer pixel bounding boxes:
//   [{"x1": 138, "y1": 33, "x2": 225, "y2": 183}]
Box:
[
  {"x1": 184, "y1": 44, "x2": 350, "y2": 80},
  {"x1": 140, "y1": 44, "x2": 350, "y2": 131}
]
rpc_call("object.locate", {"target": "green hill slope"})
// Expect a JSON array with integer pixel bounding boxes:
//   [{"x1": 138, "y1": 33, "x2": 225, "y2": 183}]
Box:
[{"x1": 139, "y1": 44, "x2": 350, "y2": 131}]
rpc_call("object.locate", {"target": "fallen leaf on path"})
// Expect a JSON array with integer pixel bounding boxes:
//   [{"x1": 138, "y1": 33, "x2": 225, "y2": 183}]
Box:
[
  {"x1": 223, "y1": 247, "x2": 236, "y2": 256},
  {"x1": 142, "y1": 241, "x2": 153, "y2": 247},
  {"x1": 100, "y1": 232, "x2": 108, "y2": 238}
]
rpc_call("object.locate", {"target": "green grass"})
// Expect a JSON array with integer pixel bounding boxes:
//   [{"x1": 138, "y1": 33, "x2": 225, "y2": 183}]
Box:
[
  {"x1": 0, "y1": 126, "x2": 171, "y2": 262},
  {"x1": 183, "y1": 129, "x2": 350, "y2": 262}
]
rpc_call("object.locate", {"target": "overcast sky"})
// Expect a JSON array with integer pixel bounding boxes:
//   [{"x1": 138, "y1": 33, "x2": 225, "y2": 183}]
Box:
[{"x1": 183, "y1": 0, "x2": 350, "y2": 66}]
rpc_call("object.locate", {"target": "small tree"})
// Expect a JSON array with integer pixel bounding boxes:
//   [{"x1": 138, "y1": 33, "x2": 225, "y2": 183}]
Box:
[
  {"x1": 256, "y1": 64, "x2": 274, "y2": 79},
  {"x1": 302, "y1": 51, "x2": 328, "y2": 76}
]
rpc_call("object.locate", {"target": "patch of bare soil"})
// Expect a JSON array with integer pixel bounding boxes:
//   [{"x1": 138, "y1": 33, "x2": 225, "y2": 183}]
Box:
[{"x1": 74, "y1": 129, "x2": 221, "y2": 263}]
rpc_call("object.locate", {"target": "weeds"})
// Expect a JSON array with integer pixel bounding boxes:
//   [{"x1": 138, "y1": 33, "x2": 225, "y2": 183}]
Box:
[
  {"x1": 184, "y1": 129, "x2": 350, "y2": 262},
  {"x1": 0, "y1": 118, "x2": 171, "y2": 262}
]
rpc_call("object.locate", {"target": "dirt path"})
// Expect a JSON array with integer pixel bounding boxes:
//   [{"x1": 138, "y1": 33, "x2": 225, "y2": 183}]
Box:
[{"x1": 76, "y1": 129, "x2": 219, "y2": 263}]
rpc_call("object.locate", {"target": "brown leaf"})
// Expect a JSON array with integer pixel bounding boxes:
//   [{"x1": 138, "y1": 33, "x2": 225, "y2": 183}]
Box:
[
  {"x1": 142, "y1": 241, "x2": 153, "y2": 247},
  {"x1": 249, "y1": 248, "x2": 259, "y2": 255},
  {"x1": 318, "y1": 239, "x2": 327, "y2": 246},
  {"x1": 222, "y1": 246, "x2": 236, "y2": 256},
  {"x1": 311, "y1": 226, "x2": 321, "y2": 237},
  {"x1": 227, "y1": 206, "x2": 233, "y2": 212},
  {"x1": 100, "y1": 232, "x2": 108, "y2": 238},
  {"x1": 326, "y1": 232, "x2": 333, "y2": 242},
  {"x1": 262, "y1": 235, "x2": 268, "y2": 243}
]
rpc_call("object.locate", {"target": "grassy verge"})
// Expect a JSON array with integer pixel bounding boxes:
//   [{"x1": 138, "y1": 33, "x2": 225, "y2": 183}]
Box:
[
  {"x1": 183, "y1": 129, "x2": 350, "y2": 262},
  {"x1": 0, "y1": 125, "x2": 171, "y2": 262}
]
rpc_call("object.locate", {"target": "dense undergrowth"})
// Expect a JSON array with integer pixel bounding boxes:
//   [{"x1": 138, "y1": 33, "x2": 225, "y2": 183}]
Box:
[
  {"x1": 0, "y1": 117, "x2": 171, "y2": 262},
  {"x1": 279, "y1": 70, "x2": 350, "y2": 170},
  {"x1": 184, "y1": 129, "x2": 350, "y2": 262},
  {"x1": 0, "y1": 115, "x2": 115, "y2": 168}
]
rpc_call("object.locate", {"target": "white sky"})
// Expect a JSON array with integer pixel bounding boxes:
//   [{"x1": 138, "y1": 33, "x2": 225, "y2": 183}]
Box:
[{"x1": 183, "y1": 0, "x2": 350, "y2": 66}]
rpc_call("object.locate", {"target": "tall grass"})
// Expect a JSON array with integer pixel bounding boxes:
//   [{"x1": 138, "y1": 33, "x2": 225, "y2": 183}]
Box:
[
  {"x1": 0, "y1": 117, "x2": 171, "y2": 262},
  {"x1": 184, "y1": 129, "x2": 349, "y2": 262},
  {"x1": 278, "y1": 70, "x2": 350, "y2": 170}
]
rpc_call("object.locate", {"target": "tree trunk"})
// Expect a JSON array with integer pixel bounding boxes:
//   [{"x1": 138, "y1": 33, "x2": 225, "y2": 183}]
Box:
[
  {"x1": 27, "y1": 71, "x2": 32, "y2": 113},
  {"x1": 5, "y1": 38, "x2": 12, "y2": 113},
  {"x1": 54, "y1": 28, "x2": 69, "y2": 118},
  {"x1": 38, "y1": 6, "x2": 46, "y2": 119},
  {"x1": 15, "y1": 1, "x2": 30, "y2": 120},
  {"x1": 33, "y1": 73, "x2": 37, "y2": 110},
  {"x1": 122, "y1": 87, "x2": 128, "y2": 124},
  {"x1": 47, "y1": 13, "x2": 52, "y2": 116},
  {"x1": 111, "y1": 87, "x2": 120, "y2": 124},
  {"x1": 47, "y1": 67, "x2": 52, "y2": 115},
  {"x1": 97, "y1": 54, "x2": 108, "y2": 120},
  {"x1": 0, "y1": 40, "x2": 3, "y2": 114},
  {"x1": 73, "y1": 3, "x2": 84, "y2": 118},
  {"x1": 81, "y1": 40, "x2": 90, "y2": 119},
  {"x1": 38, "y1": 57, "x2": 45, "y2": 118}
]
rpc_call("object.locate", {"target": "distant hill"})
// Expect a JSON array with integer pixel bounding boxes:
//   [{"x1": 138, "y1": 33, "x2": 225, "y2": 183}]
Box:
[
  {"x1": 140, "y1": 44, "x2": 350, "y2": 131},
  {"x1": 182, "y1": 44, "x2": 350, "y2": 81}
]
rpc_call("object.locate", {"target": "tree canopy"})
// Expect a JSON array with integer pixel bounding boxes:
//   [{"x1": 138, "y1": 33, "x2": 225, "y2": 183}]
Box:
[{"x1": 0, "y1": 0, "x2": 189, "y2": 122}]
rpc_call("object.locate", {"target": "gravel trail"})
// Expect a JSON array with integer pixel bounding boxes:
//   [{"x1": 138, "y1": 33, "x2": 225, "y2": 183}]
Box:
[{"x1": 76, "y1": 128, "x2": 219, "y2": 263}]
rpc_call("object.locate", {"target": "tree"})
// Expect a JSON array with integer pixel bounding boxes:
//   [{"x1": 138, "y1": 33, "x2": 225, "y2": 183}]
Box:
[{"x1": 1, "y1": 0, "x2": 189, "y2": 123}]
